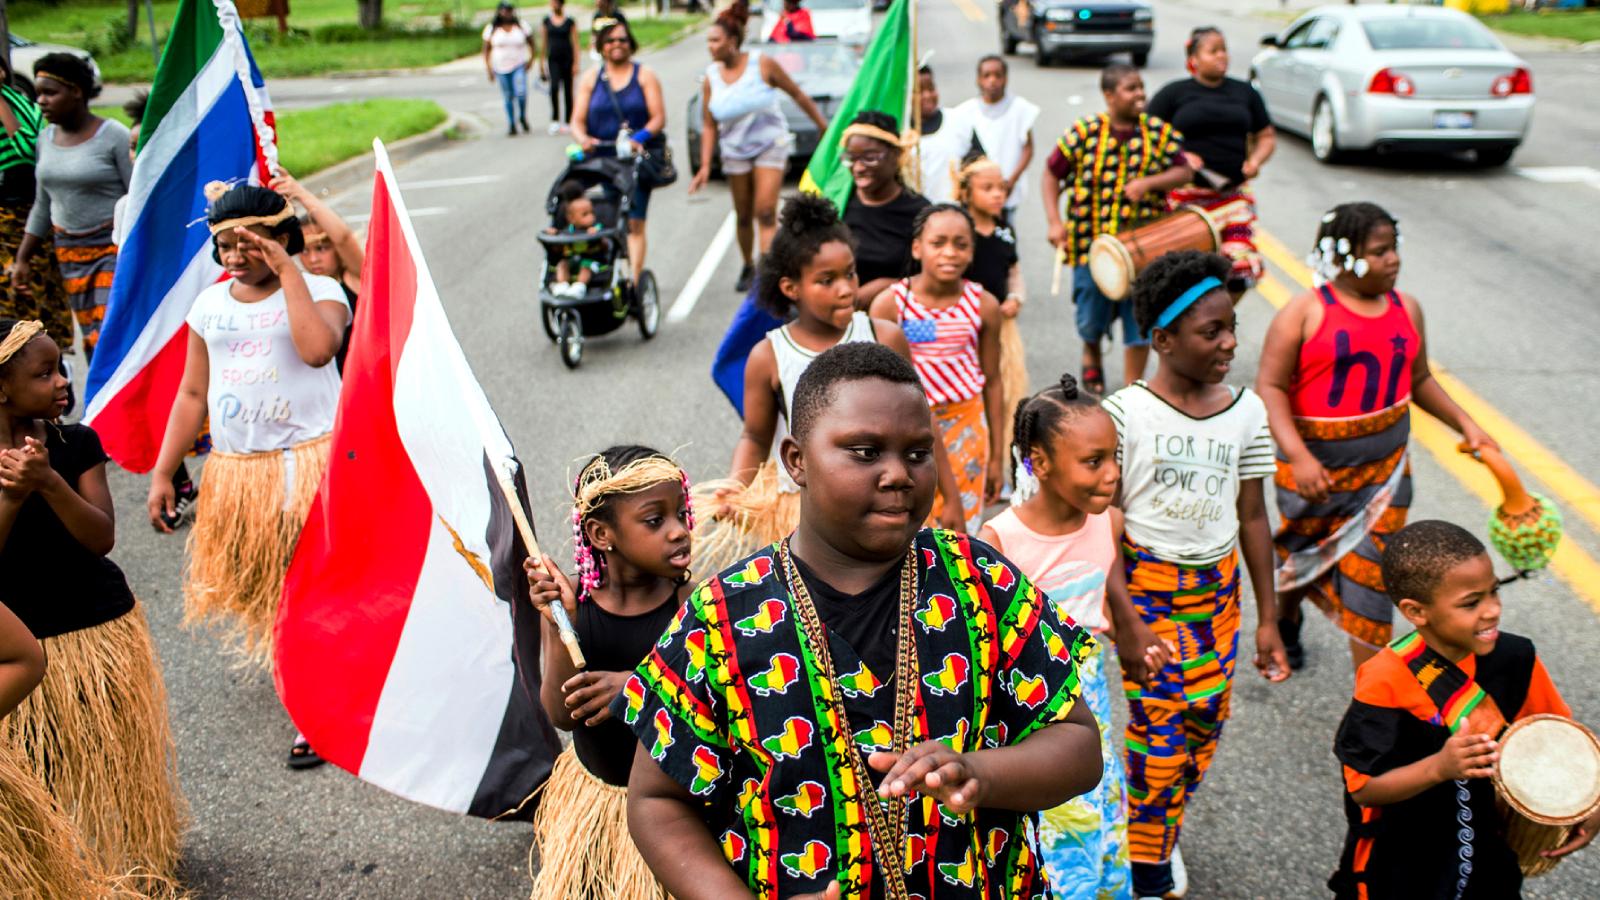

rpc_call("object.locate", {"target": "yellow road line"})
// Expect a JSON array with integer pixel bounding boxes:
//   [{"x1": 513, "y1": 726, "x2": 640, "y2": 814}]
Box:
[
  {"x1": 1253, "y1": 239, "x2": 1600, "y2": 614},
  {"x1": 1256, "y1": 228, "x2": 1600, "y2": 538},
  {"x1": 949, "y1": 0, "x2": 988, "y2": 24}
]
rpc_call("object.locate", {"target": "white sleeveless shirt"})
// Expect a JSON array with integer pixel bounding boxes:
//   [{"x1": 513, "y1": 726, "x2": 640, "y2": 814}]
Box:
[
  {"x1": 706, "y1": 50, "x2": 789, "y2": 161},
  {"x1": 767, "y1": 311, "x2": 877, "y2": 492}
]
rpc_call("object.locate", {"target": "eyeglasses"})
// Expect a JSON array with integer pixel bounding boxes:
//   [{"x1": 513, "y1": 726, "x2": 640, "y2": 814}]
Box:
[
  {"x1": 843, "y1": 150, "x2": 892, "y2": 166},
  {"x1": 600, "y1": 35, "x2": 630, "y2": 45}
]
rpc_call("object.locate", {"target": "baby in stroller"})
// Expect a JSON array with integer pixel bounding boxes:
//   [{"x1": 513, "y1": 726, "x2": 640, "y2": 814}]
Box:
[{"x1": 543, "y1": 180, "x2": 614, "y2": 298}]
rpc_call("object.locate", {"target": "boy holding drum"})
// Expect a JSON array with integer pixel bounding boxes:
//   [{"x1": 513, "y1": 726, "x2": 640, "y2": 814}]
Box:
[
  {"x1": 1330, "y1": 520, "x2": 1597, "y2": 898},
  {"x1": 1040, "y1": 63, "x2": 1190, "y2": 395}
]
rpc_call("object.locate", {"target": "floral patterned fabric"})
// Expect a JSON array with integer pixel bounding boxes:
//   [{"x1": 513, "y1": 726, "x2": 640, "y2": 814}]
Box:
[{"x1": 618, "y1": 528, "x2": 1096, "y2": 899}]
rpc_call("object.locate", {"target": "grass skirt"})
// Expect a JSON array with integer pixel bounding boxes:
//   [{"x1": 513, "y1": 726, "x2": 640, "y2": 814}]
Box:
[
  {"x1": 690, "y1": 459, "x2": 799, "y2": 580},
  {"x1": 183, "y1": 434, "x2": 330, "y2": 667},
  {"x1": 529, "y1": 747, "x2": 666, "y2": 900},
  {"x1": 997, "y1": 315, "x2": 1029, "y2": 475},
  {"x1": 0, "y1": 742, "x2": 108, "y2": 899},
  {"x1": 0, "y1": 604, "x2": 187, "y2": 891}
]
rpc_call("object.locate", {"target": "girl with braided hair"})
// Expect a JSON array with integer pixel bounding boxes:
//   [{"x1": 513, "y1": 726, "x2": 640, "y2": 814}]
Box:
[
  {"x1": 0, "y1": 319, "x2": 185, "y2": 889},
  {"x1": 1257, "y1": 202, "x2": 1495, "y2": 672},
  {"x1": 522, "y1": 444, "x2": 692, "y2": 899},
  {"x1": 979, "y1": 373, "x2": 1169, "y2": 900},
  {"x1": 696, "y1": 194, "x2": 964, "y2": 575}
]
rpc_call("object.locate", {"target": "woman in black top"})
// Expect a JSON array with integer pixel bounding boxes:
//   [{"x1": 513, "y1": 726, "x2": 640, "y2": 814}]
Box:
[
  {"x1": 0, "y1": 318, "x2": 184, "y2": 889},
  {"x1": 1148, "y1": 26, "x2": 1276, "y2": 300},
  {"x1": 839, "y1": 111, "x2": 930, "y2": 308},
  {"x1": 523, "y1": 444, "x2": 691, "y2": 900},
  {"x1": 542, "y1": 0, "x2": 579, "y2": 132}
]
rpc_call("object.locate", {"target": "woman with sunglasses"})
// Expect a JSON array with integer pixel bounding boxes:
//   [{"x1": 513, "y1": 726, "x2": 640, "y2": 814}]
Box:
[
  {"x1": 572, "y1": 17, "x2": 667, "y2": 271},
  {"x1": 839, "y1": 110, "x2": 929, "y2": 308}
]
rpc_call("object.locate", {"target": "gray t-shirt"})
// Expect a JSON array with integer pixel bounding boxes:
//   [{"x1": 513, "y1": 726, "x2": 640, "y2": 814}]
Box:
[{"x1": 26, "y1": 119, "x2": 133, "y2": 237}]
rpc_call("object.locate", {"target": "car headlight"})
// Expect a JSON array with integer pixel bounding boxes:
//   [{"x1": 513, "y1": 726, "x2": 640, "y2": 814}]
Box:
[
  {"x1": 1045, "y1": 8, "x2": 1075, "y2": 22},
  {"x1": 1133, "y1": 7, "x2": 1153, "y2": 20}
]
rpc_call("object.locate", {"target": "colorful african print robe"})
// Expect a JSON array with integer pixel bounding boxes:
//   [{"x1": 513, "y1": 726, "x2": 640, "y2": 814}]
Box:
[{"x1": 619, "y1": 528, "x2": 1096, "y2": 899}]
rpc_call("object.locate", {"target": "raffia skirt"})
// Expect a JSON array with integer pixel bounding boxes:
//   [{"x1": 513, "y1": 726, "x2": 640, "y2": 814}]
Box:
[
  {"x1": 0, "y1": 604, "x2": 186, "y2": 893},
  {"x1": 528, "y1": 747, "x2": 666, "y2": 900},
  {"x1": 183, "y1": 434, "x2": 330, "y2": 668},
  {"x1": 689, "y1": 459, "x2": 799, "y2": 580},
  {"x1": 997, "y1": 315, "x2": 1029, "y2": 474},
  {"x1": 0, "y1": 741, "x2": 109, "y2": 899}
]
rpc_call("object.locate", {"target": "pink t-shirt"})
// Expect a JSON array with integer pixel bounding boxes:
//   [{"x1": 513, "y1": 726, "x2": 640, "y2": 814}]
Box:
[{"x1": 984, "y1": 507, "x2": 1117, "y2": 633}]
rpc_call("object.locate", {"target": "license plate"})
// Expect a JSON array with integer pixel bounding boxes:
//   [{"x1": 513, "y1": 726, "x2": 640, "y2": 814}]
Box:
[{"x1": 1434, "y1": 111, "x2": 1475, "y2": 130}]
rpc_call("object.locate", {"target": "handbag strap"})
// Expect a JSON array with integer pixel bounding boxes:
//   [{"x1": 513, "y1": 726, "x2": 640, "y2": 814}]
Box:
[{"x1": 599, "y1": 64, "x2": 635, "y2": 136}]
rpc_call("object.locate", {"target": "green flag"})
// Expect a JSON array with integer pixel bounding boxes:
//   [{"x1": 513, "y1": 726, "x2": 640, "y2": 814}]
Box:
[{"x1": 798, "y1": 0, "x2": 912, "y2": 211}]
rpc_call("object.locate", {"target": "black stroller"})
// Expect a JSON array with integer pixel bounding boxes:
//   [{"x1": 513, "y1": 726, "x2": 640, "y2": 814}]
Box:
[{"x1": 536, "y1": 153, "x2": 661, "y2": 369}]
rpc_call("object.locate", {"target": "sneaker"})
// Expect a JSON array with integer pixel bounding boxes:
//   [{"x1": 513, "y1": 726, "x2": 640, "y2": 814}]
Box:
[
  {"x1": 564, "y1": 282, "x2": 588, "y2": 298},
  {"x1": 547, "y1": 122, "x2": 563, "y2": 136},
  {"x1": 734, "y1": 263, "x2": 755, "y2": 293},
  {"x1": 173, "y1": 480, "x2": 200, "y2": 528},
  {"x1": 520, "y1": 114, "x2": 531, "y2": 133},
  {"x1": 1168, "y1": 845, "x2": 1188, "y2": 899},
  {"x1": 507, "y1": 124, "x2": 517, "y2": 137}
]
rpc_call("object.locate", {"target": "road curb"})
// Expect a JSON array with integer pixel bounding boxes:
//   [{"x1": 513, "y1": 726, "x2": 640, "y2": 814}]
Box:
[{"x1": 300, "y1": 113, "x2": 478, "y2": 199}]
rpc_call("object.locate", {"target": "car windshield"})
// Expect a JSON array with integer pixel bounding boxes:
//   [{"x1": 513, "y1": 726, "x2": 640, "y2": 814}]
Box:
[
  {"x1": 766, "y1": 42, "x2": 862, "y2": 96},
  {"x1": 1361, "y1": 17, "x2": 1498, "y2": 51}
]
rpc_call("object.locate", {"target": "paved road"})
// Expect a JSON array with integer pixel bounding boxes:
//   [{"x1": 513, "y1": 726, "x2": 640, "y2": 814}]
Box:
[{"x1": 92, "y1": 1, "x2": 1600, "y2": 896}]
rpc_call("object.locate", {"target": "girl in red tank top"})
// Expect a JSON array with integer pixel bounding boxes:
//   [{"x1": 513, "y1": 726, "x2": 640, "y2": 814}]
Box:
[{"x1": 1256, "y1": 203, "x2": 1496, "y2": 673}]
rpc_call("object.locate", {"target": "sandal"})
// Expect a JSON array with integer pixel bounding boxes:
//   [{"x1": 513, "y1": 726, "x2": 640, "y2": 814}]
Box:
[
  {"x1": 1081, "y1": 365, "x2": 1106, "y2": 396},
  {"x1": 287, "y1": 734, "x2": 326, "y2": 770}
]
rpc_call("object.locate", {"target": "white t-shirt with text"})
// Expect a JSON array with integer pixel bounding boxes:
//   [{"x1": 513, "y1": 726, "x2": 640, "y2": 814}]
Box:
[
  {"x1": 1103, "y1": 382, "x2": 1276, "y2": 565},
  {"x1": 186, "y1": 274, "x2": 349, "y2": 455}
]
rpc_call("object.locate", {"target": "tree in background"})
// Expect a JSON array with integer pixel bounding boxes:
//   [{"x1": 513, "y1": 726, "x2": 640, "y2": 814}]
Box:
[{"x1": 359, "y1": 0, "x2": 383, "y2": 29}]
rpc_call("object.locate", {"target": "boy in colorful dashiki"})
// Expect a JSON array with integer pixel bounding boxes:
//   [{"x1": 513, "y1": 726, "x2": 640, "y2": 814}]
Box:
[
  {"x1": 619, "y1": 341, "x2": 1105, "y2": 899},
  {"x1": 1331, "y1": 520, "x2": 1594, "y2": 898}
]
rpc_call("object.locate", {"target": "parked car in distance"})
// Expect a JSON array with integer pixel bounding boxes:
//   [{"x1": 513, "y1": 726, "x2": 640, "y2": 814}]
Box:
[
  {"x1": 686, "y1": 38, "x2": 865, "y2": 179},
  {"x1": 1251, "y1": 4, "x2": 1533, "y2": 166},
  {"x1": 760, "y1": 0, "x2": 873, "y2": 44},
  {"x1": 998, "y1": 0, "x2": 1153, "y2": 68},
  {"x1": 8, "y1": 33, "x2": 102, "y2": 92}
]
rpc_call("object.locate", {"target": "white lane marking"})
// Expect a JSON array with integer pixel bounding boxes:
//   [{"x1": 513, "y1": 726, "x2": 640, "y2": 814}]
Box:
[
  {"x1": 667, "y1": 211, "x2": 737, "y2": 324},
  {"x1": 345, "y1": 206, "x2": 450, "y2": 224},
  {"x1": 1515, "y1": 166, "x2": 1600, "y2": 191},
  {"x1": 402, "y1": 175, "x2": 505, "y2": 189}
]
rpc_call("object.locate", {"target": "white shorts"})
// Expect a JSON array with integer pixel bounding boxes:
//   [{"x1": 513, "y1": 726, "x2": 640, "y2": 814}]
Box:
[{"x1": 722, "y1": 140, "x2": 791, "y2": 175}]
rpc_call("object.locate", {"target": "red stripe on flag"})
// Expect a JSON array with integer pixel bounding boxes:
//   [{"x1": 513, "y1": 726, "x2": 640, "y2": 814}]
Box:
[
  {"x1": 276, "y1": 174, "x2": 431, "y2": 772},
  {"x1": 92, "y1": 328, "x2": 189, "y2": 473}
]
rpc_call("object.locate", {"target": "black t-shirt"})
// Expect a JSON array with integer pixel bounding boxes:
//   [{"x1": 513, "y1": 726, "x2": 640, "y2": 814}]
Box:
[
  {"x1": 571, "y1": 589, "x2": 680, "y2": 787},
  {"x1": 544, "y1": 15, "x2": 576, "y2": 61},
  {"x1": 0, "y1": 423, "x2": 134, "y2": 639},
  {"x1": 792, "y1": 552, "x2": 902, "y2": 690},
  {"x1": 965, "y1": 220, "x2": 1018, "y2": 302},
  {"x1": 1146, "y1": 77, "x2": 1269, "y2": 187},
  {"x1": 843, "y1": 188, "x2": 931, "y2": 287}
]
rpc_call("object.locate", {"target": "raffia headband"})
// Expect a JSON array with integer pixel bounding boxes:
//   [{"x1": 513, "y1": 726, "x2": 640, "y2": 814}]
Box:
[
  {"x1": 203, "y1": 180, "x2": 294, "y2": 235},
  {"x1": 573, "y1": 455, "x2": 688, "y2": 520},
  {"x1": 33, "y1": 71, "x2": 72, "y2": 89},
  {"x1": 952, "y1": 155, "x2": 1002, "y2": 197},
  {"x1": 839, "y1": 123, "x2": 914, "y2": 152},
  {"x1": 0, "y1": 320, "x2": 45, "y2": 366}
]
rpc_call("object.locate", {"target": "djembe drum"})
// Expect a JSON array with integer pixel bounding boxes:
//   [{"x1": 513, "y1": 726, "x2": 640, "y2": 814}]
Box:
[
  {"x1": 1493, "y1": 714, "x2": 1600, "y2": 876},
  {"x1": 1459, "y1": 444, "x2": 1564, "y2": 576},
  {"x1": 1086, "y1": 199, "x2": 1248, "y2": 301}
]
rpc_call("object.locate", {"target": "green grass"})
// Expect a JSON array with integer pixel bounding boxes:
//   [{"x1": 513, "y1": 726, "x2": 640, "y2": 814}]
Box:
[
  {"x1": 12, "y1": 0, "x2": 699, "y2": 83},
  {"x1": 93, "y1": 97, "x2": 448, "y2": 175},
  {"x1": 1482, "y1": 10, "x2": 1600, "y2": 43}
]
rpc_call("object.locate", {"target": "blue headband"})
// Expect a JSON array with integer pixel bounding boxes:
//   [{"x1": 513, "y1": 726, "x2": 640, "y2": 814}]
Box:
[{"x1": 1153, "y1": 277, "x2": 1222, "y2": 331}]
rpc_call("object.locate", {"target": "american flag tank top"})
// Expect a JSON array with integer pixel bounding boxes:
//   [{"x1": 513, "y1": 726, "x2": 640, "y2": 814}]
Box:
[{"x1": 893, "y1": 278, "x2": 986, "y2": 405}]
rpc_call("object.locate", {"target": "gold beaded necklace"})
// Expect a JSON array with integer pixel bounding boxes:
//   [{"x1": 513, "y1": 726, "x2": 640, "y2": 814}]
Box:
[{"x1": 779, "y1": 539, "x2": 920, "y2": 900}]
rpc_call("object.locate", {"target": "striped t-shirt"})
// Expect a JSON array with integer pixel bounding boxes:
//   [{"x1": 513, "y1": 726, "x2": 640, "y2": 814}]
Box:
[
  {"x1": 0, "y1": 84, "x2": 44, "y2": 174},
  {"x1": 1103, "y1": 381, "x2": 1276, "y2": 565},
  {"x1": 893, "y1": 278, "x2": 986, "y2": 405}
]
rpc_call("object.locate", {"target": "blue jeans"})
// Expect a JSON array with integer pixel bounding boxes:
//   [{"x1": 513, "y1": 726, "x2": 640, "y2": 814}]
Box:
[
  {"x1": 1072, "y1": 265, "x2": 1148, "y2": 347},
  {"x1": 495, "y1": 68, "x2": 528, "y2": 129}
]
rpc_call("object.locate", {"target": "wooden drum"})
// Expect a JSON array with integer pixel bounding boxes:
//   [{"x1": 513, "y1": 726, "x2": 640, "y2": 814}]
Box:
[
  {"x1": 1493, "y1": 714, "x2": 1600, "y2": 877},
  {"x1": 1086, "y1": 200, "x2": 1246, "y2": 301}
]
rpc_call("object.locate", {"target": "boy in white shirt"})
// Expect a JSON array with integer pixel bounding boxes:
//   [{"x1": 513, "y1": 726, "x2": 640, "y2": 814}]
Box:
[
  {"x1": 956, "y1": 55, "x2": 1037, "y2": 220},
  {"x1": 914, "y1": 66, "x2": 982, "y2": 203},
  {"x1": 1101, "y1": 249, "x2": 1290, "y2": 900}
]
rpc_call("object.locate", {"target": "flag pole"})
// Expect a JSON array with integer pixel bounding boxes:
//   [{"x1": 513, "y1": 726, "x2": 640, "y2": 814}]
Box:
[
  {"x1": 494, "y1": 474, "x2": 587, "y2": 669},
  {"x1": 907, "y1": 0, "x2": 922, "y2": 192}
]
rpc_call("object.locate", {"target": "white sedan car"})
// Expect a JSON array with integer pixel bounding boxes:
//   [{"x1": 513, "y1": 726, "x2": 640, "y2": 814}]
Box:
[{"x1": 1250, "y1": 4, "x2": 1533, "y2": 166}]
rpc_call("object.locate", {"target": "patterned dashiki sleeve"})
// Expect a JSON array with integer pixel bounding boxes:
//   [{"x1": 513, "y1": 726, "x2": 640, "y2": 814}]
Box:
[
  {"x1": 615, "y1": 582, "x2": 735, "y2": 807},
  {"x1": 966, "y1": 535, "x2": 1097, "y2": 746},
  {"x1": 1148, "y1": 114, "x2": 1184, "y2": 170}
]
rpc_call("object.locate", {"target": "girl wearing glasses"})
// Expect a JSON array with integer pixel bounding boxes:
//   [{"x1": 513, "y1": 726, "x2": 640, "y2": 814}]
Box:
[{"x1": 838, "y1": 111, "x2": 929, "y2": 309}]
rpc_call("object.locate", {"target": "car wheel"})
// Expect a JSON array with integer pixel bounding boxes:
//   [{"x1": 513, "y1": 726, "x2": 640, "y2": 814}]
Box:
[
  {"x1": 1475, "y1": 146, "x2": 1517, "y2": 168},
  {"x1": 635, "y1": 270, "x2": 660, "y2": 340},
  {"x1": 1132, "y1": 51, "x2": 1149, "y2": 67},
  {"x1": 557, "y1": 309, "x2": 583, "y2": 369},
  {"x1": 1311, "y1": 97, "x2": 1344, "y2": 164},
  {"x1": 1033, "y1": 29, "x2": 1050, "y2": 67}
]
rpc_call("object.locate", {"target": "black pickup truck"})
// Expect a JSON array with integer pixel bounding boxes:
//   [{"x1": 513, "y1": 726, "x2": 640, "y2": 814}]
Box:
[{"x1": 998, "y1": 0, "x2": 1154, "y2": 67}]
